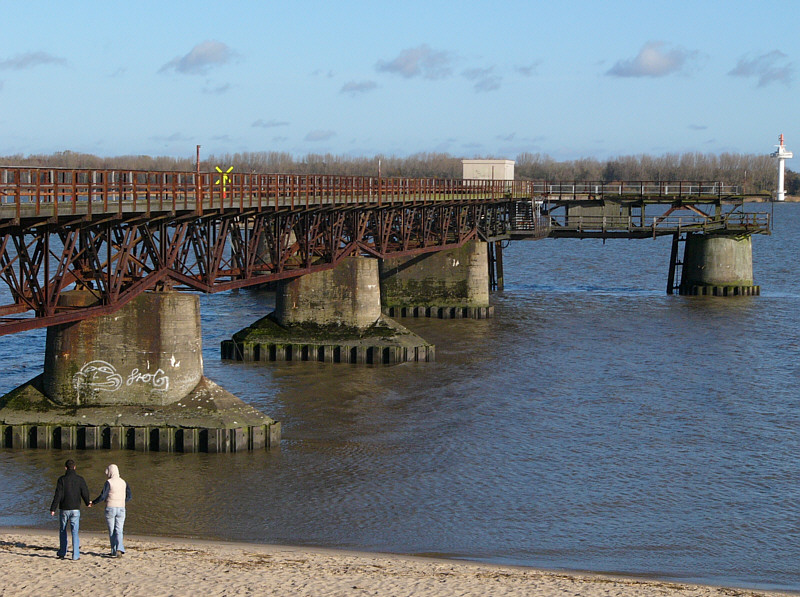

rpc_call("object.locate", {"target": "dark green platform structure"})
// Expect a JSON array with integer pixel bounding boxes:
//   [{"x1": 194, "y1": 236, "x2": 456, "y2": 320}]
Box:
[
  {"x1": 221, "y1": 314, "x2": 435, "y2": 365},
  {"x1": 0, "y1": 291, "x2": 280, "y2": 452},
  {"x1": 0, "y1": 377, "x2": 280, "y2": 452}
]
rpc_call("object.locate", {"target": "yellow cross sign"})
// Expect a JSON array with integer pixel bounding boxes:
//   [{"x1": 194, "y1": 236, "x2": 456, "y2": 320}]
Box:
[{"x1": 215, "y1": 166, "x2": 233, "y2": 197}]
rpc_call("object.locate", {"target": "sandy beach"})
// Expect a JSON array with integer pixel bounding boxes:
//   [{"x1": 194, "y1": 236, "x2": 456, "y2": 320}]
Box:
[{"x1": 0, "y1": 528, "x2": 789, "y2": 597}]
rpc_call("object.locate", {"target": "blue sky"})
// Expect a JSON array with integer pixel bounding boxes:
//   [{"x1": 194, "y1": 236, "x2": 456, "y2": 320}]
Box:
[{"x1": 0, "y1": 1, "x2": 797, "y2": 167}]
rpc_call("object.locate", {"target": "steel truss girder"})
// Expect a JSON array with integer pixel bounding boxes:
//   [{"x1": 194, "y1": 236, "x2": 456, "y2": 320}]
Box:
[{"x1": 0, "y1": 202, "x2": 512, "y2": 334}]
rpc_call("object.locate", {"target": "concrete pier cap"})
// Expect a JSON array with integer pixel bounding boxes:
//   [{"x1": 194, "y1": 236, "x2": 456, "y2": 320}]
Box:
[{"x1": 44, "y1": 291, "x2": 203, "y2": 406}]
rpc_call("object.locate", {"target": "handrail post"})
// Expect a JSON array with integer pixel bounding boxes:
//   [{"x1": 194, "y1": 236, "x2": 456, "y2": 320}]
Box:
[
  {"x1": 71, "y1": 170, "x2": 77, "y2": 215},
  {"x1": 53, "y1": 170, "x2": 59, "y2": 218},
  {"x1": 36, "y1": 169, "x2": 42, "y2": 216},
  {"x1": 15, "y1": 169, "x2": 21, "y2": 221},
  {"x1": 132, "y1": 171, "x2": 138, "y2": 212},
  {"x1": 145, "y1": 172, "x2": 151, "y2": 217},
  {"x1": 169, "y1": 172, "x2": 175, "y2": 212},
  {"x1": 87, "y1": 171, "x2": 93, "y2": 217},
  {"x1": 115, "y1": 171, "x2": 122, "y2": 216},
  {"x1": 195, "y1": 170, "x2": 203, "y2": 215}
]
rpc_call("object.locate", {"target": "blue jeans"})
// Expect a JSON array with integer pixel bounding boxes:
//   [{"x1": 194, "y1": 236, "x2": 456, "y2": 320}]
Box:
[
  {"x1": 104, "y1": 507, "x2": 126, "y2": 555},
  {"x1": 58, "y1": 509, "x2": 80, "y2": 560}
]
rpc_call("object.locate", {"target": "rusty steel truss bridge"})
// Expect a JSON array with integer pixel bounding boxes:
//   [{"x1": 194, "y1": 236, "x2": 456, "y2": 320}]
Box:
[{"x1": 0, "y1": 167, "x2": 772, "y2": 335}]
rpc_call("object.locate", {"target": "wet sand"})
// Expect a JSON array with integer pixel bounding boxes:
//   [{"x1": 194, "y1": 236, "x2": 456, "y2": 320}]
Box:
[{"x1": 0, "y1": 528, "x2": 789, "y2": 596}]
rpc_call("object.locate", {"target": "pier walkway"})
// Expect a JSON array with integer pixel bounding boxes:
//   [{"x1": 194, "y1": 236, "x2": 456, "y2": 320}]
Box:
[{"x1": 0, "y1": 167, "x2": 772, "y2": 334}]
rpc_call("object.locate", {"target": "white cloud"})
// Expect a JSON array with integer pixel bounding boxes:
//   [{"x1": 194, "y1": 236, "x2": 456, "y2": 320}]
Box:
[
  {"x1": 159, "y1": 41, "x2": 235, "y2": 75},
  {"x1": 515, "y1": 62, "x2": 541, "y2": 77},
  {"x1": 203, "y1": 82, "x2": 231, "y2": 94},
  {"x1": 463, "y1": 67, "x2": 501, "y2": 92},
  {"x1": 149, "y1": 132, "x2": 192, "y2": 143},
  {"x1": 0, "y1": 51, "x2": 66, "y2": 70},
  {"x1": 340, "y1": 80, "x2": 378, "y2": 95},
  {"x1": 606, "y1": 41, "x2": 695, "y2": 77},
  {"x1": 728, "y1": 51, "x2": 793, "y2": 87},
  {"x1": 305, "y1": 130, "x2": 336, "y2": 142},
  {"x1": 252, "y1": 119, "x2": 289, "y2": 128},
  {"x1": 376, "y1": 45, "x2": 453, "y2": 80}
]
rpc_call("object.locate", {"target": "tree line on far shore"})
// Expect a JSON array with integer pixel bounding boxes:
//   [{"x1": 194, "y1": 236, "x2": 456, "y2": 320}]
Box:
[{"x1": 0, "y1": 149, "x2": 794, "y2": 194}]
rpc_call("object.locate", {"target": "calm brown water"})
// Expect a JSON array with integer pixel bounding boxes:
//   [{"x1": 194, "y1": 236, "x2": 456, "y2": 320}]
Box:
[{"x1": 1, "y1": 203, "x2": 799, "y2": 591}]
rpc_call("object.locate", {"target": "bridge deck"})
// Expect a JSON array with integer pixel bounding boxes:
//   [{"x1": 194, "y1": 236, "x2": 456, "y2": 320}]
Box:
[{"x1": 0, "y1": 167, "x2": 766, "y2": 224}]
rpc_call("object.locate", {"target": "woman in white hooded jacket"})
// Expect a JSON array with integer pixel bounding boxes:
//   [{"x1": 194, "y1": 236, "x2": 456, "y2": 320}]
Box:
[{"x1": 90, "y1": 464, "x2": 132, "y2": 557}]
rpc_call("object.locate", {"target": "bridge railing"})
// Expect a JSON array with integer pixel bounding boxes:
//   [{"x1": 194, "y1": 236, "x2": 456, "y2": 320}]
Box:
[
  {"x1": 545, "y1": 211, "x2": 770, "y2": 234},
  {"x1": 0, "y1": 168, "x2": 538, "y2": 219},
  {"x1": 0, "y1": 167, "x2": 753, "y2": 221},
  {"x1": 531, "y1": 181, "x2": 742, "y2": 199}
]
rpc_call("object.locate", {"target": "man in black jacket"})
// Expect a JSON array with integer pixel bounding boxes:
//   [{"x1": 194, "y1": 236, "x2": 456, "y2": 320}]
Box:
[{"x1": 49, "y1": 459, "x2": 90, "y2": 560}]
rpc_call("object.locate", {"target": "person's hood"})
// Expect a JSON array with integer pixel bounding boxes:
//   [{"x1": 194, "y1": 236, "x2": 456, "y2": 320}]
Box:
[{"x1": 105, "y1": 464, "x2": 120, "y2": 479}]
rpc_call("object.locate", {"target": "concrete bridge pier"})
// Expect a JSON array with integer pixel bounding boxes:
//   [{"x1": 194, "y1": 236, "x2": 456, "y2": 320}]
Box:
[
  {"x1": 0, "y1": 290, "x2": 280, "y2": 452},
  {"x1": 380, "y1": 240, "x2": 494, "y2": 319},
  {"x1": 678, "y1": 233, "x2": 760, "y2": 296},
  {"x1": 44, "y1": 291, "x2": 204, "y2": 407},
  {"x1": 274, "y1": 256, "x2": 383, "y2": 329},
  {"x1": 222, "y1": 256, "x2": 434, "y2": 364}
]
